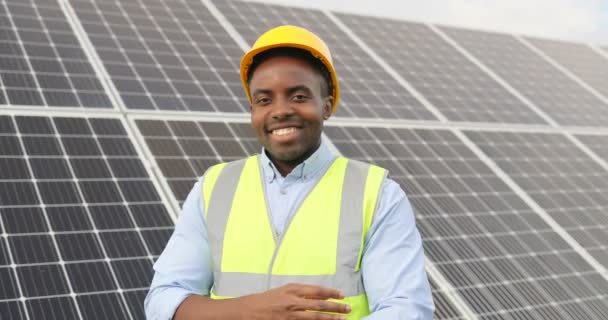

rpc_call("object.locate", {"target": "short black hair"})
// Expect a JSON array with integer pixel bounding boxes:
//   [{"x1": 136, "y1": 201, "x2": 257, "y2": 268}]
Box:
[{"x1": 246, "y1": 47, "x2": 332, "y2": 97}]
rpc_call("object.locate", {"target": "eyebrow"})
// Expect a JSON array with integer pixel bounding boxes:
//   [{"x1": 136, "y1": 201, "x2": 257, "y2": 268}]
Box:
[
  {"x1": 251, "y1": 88, "x2": 272, "y2": 97},
  {"x1": 250, "y1": 85, "x2": 313, "y2": 98},
  {"x1": 286, "y1": 85, "x2": 312, "y2": 95}
]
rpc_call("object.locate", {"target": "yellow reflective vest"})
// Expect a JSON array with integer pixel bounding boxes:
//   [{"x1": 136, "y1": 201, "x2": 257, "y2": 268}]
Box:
[{"x1": 202, "y1": 155, "x2": 387, "y2": 319}]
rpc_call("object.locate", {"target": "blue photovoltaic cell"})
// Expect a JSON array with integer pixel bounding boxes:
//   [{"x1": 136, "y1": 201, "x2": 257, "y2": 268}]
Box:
[
  {"x1": 0, "y1": 115, "x2": 173, "y2": 319},
  {"x1": 326, "y1": 125, "x2": 608, "y2": 319},
  {"x1": 135, "y1": 119, "x2": 258, "y2": 204},
  {"x1": 442, "y1": 26, "x2": 608, "y2": 127},
  {"x1": 70, "y1": 0, "x2": 247, "y2": 112},
  {"x1": 0, "y1": 0, "x2": 112, "y2": 108},
  {"x1": 527, "y1": 38, "x2": 608, "y2": 100},
  {"x1": 334, "y1": 13, "x2": 546, "y2": 125},
  {"x1": 467, "y1": 131, "x2": 608, "y2": 268}
]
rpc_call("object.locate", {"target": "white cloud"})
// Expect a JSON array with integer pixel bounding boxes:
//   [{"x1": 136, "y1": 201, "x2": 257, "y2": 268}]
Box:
[{"x1": 246, "y1": 0, "x2": 607, "y2": 44}]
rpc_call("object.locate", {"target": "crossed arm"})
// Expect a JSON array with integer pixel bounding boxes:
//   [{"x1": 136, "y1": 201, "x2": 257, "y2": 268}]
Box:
[{"x1": 175, "y1": 284, "x2": 351, "y2": 320}]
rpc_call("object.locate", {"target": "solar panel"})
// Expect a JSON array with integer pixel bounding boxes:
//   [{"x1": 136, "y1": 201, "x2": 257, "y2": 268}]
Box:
[
  {"x1": 134, "y1": 118, "x2": 259, "y2": 204},
  {"x1": 526, "y1": 38, "x2": 608, "y2": 100},
  {"x1": 0, "y1": 0, "x2": 112, "y2": 108},
  {"x1": 441, "y1": 27, "x2": 608, "y2": 127},
  {"x1": 332, "y1": 14, "x2": 546, "y2": 125},
  {"x1": 213, "y1": 0, "x2": 436, "y2": 120},
  {"x1": 3, "y1": 0, "x2": 608, "y2": 318},
  {"x1": 324, "y1": 125, "x2": 608, "y2": 319},
  {"x1": 0, "y1": 115, "x2": 174, "y2": 319},
  {"x1": 69, "y1": 0, "x2": 247, "y2": 112},
  {"x1": 466, "y1": 131, "x2": 608, "y2": 268}
]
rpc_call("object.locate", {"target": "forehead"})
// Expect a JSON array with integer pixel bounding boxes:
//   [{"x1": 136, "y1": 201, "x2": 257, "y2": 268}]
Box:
[{"x1": 249, "y1": 55, "x2": 322, "y2": 87}]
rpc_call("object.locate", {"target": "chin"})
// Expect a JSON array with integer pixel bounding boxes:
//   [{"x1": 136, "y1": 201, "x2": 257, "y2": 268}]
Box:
[
  {"x1": 268, "y1": 147, "x2": 306, "y2": 162},
  {"x1": 273, "y1": 151, "x2": 304, "y2": 162}
]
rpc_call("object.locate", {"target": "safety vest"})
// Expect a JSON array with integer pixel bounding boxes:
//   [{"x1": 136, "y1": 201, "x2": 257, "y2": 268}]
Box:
[{"x1": 202, "y1": 155, "x2": 387, "y2": 319}]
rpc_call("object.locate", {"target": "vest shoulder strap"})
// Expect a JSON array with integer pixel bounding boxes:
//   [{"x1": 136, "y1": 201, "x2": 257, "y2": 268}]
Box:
[
  {"x1": 342, "y1": 159, "x2": 387, "y2": 271},
  {"x1": 201, "y1": 156, "x2": 254, "y2": 218}
]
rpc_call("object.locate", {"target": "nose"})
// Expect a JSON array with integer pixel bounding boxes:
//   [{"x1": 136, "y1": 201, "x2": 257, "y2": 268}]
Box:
[{"x1": 270, "y1": 98, "x2": 295, "y2": 119}]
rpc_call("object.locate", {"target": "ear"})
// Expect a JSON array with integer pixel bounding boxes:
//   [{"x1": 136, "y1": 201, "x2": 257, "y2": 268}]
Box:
[{"x1": 322, "y1": 96, "x2": 333, "y2": 120}]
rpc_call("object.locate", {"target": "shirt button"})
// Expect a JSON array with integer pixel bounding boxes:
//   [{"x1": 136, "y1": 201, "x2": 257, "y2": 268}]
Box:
[{"x1": 280, "y1": 189, "x2": 287, "y2": 195}]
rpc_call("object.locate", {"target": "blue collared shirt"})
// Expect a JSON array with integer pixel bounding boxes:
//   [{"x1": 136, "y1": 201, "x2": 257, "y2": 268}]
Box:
[{"x1": 145, "y1": 142, "x2": 434, "y2": 319}]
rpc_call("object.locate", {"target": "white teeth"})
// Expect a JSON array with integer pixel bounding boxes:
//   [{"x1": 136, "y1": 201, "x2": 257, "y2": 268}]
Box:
[{"x1": 272, "y1": 127, "x2": 297, "y2": 136}]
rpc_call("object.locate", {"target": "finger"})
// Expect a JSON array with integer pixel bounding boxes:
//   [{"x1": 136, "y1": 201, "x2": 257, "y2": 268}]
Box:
[
  {"x1": 291, "y1": 310, "x2": 348, "y2": 320},
  {"x1": 288, "y1": 284, "x2": 344, "y2": 300},
  {"x1": 299, "y1": 298, "x2": 351, "y2": 314}
]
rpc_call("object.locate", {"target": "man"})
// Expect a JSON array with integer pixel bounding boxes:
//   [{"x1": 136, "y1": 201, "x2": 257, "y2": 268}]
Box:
[{"x1": 145, "y1": 25, "x2": 434, "y2": 319}]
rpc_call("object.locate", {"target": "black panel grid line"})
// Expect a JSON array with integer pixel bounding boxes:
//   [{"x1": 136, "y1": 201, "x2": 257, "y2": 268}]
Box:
[
  {"x1": 429, "y1": 278, "x2": 466, "y2": 320},
  {"x1": 440, "y1": 26, "x2": 608, "y2": 127},
  {"x1": 133, "y1": 118, "x2": 259, "y2": 205},
  {"x1": 69, "y1": 0, "x2": 247, "y2": 112},
  {"x1": 0, "y1": 115, "x2": 174, "y2": 319},
  {"x1": 466, "y1": 131, "x2": 608, "y2": 270},
  {"x1": 324, "y1": 124, "x2": 608, "y2": 319},
  {"x1": 331, "y1": 13, "x2": 547, "y2": 125},
  {"x1": 0, "y1": 0, "x2": 113, "y2": 109},
  {"x1": 213, "y1": 0, "x2": 437, "y2": 121},
  {"x1": 526, "y1": 38, "x2": 608, "y2": 101}
]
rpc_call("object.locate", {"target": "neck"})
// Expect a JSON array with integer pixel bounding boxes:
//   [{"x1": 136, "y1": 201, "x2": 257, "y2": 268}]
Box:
[
  {"x1": 267, "y1": 142, "x2": 321, "y2": 177},
  {"x1": 271, "y1": 159, "x2": 298, "y2": 177}
]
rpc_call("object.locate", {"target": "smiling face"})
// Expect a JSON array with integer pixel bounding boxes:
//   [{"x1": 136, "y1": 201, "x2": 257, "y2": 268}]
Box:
[{"x1": 248, "y1": 55, "x2": 333, "y2": 176}]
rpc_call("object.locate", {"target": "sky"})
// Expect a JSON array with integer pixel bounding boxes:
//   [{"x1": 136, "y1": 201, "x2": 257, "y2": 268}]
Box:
[{"x1": 247, "y1": 0, "x2": 608, "y2": 45}]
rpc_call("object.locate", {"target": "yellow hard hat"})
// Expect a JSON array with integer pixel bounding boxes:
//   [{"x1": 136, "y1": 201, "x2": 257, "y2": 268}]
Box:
[{"x1": 240, "y1": 25, "x2": 340, "y2": 113}]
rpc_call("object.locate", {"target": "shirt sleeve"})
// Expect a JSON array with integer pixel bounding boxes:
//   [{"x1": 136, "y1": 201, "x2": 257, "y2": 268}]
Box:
[
  {"x1": 361, "y1": 178, "x2": 435, "y2": 320},
  {"x1": 144, "y1": 177, "x2": 214, "y2": 320}
]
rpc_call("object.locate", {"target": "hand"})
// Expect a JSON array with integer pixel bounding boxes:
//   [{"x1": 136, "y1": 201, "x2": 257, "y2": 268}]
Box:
[{"x1": 242, "y1": 283, "x2": 352, "y2": 319}]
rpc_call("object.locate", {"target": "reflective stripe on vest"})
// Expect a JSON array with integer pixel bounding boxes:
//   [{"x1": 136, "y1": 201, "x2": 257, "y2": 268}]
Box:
[{"x1": 202, "y1": 155, "x2": 387, "y2": 319}]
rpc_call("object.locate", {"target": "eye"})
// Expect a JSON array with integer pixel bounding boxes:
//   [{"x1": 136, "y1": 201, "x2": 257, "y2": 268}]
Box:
[
  {"x1": 254, "y1": 97, "x2": 271, "y2": 106},
  {"x1": 291, "y1": 94, "x2": 308, "y2": 102}
]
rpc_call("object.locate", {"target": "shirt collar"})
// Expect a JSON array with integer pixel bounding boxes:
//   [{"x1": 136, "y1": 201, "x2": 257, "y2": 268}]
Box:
[{"x1": 261, "y1": 140, "x2": 335, "y2": 183}]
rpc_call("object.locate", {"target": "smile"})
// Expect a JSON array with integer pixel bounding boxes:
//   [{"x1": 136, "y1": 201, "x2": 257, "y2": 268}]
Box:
[{"x1": 271, "y1": 127, "x2": 299, "y2": 136}]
